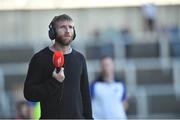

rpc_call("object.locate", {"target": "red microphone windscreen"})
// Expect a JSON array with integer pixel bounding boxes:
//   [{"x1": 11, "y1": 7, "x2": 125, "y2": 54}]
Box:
[{"x1": 52, "y1": 51, "x2": 64, "y2": 68}]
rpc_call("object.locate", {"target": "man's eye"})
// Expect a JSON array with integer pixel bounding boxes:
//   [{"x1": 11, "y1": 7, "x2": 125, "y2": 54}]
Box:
[
  {"x1": 69, "y1": 26, "x2": 73, "y2": 29},
  {"x1": 60, "y1": 26, "x2": 65, "y2": 28}
]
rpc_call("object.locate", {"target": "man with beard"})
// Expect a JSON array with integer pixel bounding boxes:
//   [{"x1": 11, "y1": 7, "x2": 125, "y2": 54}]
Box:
[{"x1": 24, "y1": 14, "x2": 93, "y2": 119}]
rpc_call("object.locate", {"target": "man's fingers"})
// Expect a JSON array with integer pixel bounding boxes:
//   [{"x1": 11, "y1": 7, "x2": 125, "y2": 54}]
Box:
[
  {"x1": 52, "y1": 68, "x2": 65, "y2": 82},
  {"x1": 60, "y1": 67, "x2": 64, "y2": 73}
]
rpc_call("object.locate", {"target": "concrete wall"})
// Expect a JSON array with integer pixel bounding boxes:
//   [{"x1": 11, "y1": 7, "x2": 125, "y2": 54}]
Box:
[{"x1": 0, "y1": 5, "x2": 179, "y2": 46}]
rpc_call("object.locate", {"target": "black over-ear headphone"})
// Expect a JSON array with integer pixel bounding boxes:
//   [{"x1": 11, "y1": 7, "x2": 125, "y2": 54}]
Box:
[{"x1": 48, "y1": 18, "x2": 76, "y2": 40}]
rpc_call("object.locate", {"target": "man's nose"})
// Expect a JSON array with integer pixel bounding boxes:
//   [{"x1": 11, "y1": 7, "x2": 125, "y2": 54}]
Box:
[{"x1": 65, "y1": 27, "x2": 70, "y2": 33}]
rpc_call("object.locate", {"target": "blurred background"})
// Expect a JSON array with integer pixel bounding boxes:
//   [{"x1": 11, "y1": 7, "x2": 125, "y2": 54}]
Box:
[{"x1": 0, "y1": 0, "x2": 180, "y2": 119}]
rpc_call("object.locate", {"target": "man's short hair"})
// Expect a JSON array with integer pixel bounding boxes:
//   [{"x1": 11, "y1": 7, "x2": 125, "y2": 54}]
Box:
[{"x1": 51, "y1": 14, "x2": 73, "y2": 29}]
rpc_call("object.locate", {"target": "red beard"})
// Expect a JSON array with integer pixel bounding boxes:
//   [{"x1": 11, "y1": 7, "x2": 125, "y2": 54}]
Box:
[{"x1": 55, "y1": 35, "x2": 73, "y2": 46}]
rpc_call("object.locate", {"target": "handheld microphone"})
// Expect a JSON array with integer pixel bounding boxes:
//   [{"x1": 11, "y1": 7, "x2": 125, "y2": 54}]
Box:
[{"x1": 52, "y1": 51, "x2": 64, "y2": 73}]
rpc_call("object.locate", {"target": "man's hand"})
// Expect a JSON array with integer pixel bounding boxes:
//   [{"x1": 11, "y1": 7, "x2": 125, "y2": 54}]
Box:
[{"x1": 52, "y1": 67, "x2": 65, "y2": 83}]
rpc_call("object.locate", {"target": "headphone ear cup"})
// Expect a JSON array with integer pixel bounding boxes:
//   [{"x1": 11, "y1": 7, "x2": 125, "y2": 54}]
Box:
[
  {"x1": 73, "y1": 28, "x2": 76, "y2": 40},
  {"x1": 48, "y1": 24, "x2": 56, "y2": 40}
]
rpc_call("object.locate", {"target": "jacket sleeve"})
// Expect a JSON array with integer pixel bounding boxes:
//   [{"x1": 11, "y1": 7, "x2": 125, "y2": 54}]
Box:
[
  {"x1": 80, "y1": 56, "x2": 93, "y2": 119},
  {"x1": 24, "y1": 54, "x2": 64, "y2": 102}
]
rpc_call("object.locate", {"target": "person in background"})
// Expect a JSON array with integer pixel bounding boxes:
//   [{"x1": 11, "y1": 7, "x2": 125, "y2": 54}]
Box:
[
  {"x1": 90, "y1": 55, "x2": 128, "y2": 119},
  {"x1": 28, "y1": 102, "x2": 41, "y2": 120},
  {"x1": 16, "y1": 101, "x2": 32, "y2": 119},
  {"x1": 32, "y1": 102, "x2": 41, "y2": 120},
  {"x1": 142, "y1": 3, "x2": 157, "y2": 31}
]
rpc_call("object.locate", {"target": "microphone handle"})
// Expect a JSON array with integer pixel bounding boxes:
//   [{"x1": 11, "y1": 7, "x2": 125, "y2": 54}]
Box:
[{"x1": 56, "y1": 67, "x2": 61, "y2": 73}]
